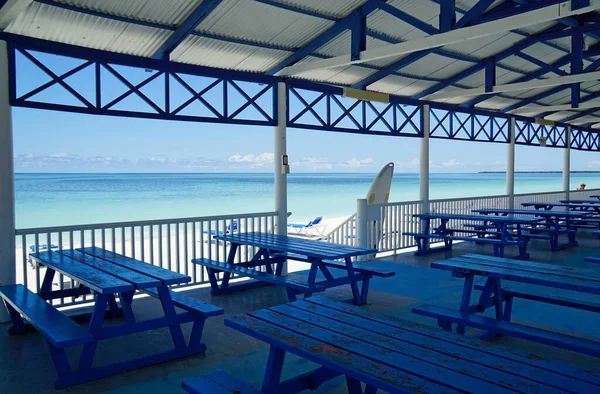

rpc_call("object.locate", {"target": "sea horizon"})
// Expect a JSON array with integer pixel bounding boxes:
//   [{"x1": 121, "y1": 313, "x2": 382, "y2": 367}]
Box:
[{"x1": 15, "y1": 172, "x2": 600, "y2": 229}]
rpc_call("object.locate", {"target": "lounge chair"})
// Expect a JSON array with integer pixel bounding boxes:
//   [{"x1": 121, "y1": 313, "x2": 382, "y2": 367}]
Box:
[
  {"x1": 288, "y1": 216, "x2": 326, "y2": 236},
  {"x1": 29, "y1": 243, "x2": 59, "y2": 253},
  {"x1": 203, "y1": 221, "x2": 238, "y2": 236}
]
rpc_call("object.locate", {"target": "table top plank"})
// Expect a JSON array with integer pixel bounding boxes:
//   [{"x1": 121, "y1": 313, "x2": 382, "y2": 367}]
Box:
[
  {"x1": 78, "y1": 247, "x2": 190, "y2": 286},
  {"x1": 252, "y1": 308, "x2": 547, "y2": 394},
  {"x1": 413, "y1": 213, "x2": 540, "y2": 224},
  {"x1": 432, "y1": 258, "x2": 600, "y2": 295},
  {"x1": 215, "y1": 233, "x2": 376, "y2": 259},
  {"x1": 31, "y1": 251, "x2": 134, "y2": 294},
  {"x1": 225, "y1": 314, "x2": 461, "y2": 394},
  {"x1": 561, "y1": 200, "x2": 600, "y2": 204},
  {"x1": 305, "y1": 297, "x2": 600, "y2": 386},
  {"x1": 58, "y1": 249, "x2": 162, "y2": 289},
  {"x1": 522, "y1": 202, "x2": 600, "y2": 209},
  {"x1": 473, "y1": 209, "x2": 589, "y2": 218},
  {"x1": 460, "y1": 254, "x2": 600, "y2": 282},
  {"x1": 272, "y1": 303, "x2": 585, "y2": 393}
]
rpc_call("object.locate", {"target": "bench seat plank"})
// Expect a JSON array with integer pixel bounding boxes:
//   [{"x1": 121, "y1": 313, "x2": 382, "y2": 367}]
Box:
[
  {"x1": 402, "y1": 232, "x2": 521, "y2": 245},
  {"x1": 59, "y1": 249, "x2": 161, "y2": 289},
  {"x1": 225, "y1": 314, "x2": 462, "y2": 394},
  {"x1": 0, "y1": 284, "x2": 93, "y2": 348},
  {"x1": 79, "y1": 247, "x2": 190, "y2": 286},
  {"x1": 473, "y1": 284, "x2": 600, "y2": 313},
  {"x1": 192, "y1": 258, "x2": 324, "y2": 293},
  {"x1": 432, "y1": 258, "x2": 600, "y2": 294},
  {"x1": 31, "y1": 251, "x2": 134, "y2": 294},
  {"x1": 306, "y1": 296, "x2": 600, "y2": 386},
  {"x1": 412, "y1": 304, "x2": 600, "y2": 358},
  {"x1": 143, "y1": 288, "x2": 224, "y2": 317}
]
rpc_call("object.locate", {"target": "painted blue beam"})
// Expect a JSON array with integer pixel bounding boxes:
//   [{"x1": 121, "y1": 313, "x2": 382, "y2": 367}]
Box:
[
  {"x1": 515, "y1": 52, "x2": 568, "y2": 75},
  {"x1": 571, "y1": 29, "x2": 584, "y2": 108},
  {"x1": 376, "y1": 1, "x2": 437, "y2": 35},
  {"x1": 439, "y1": 0, "x2": 456, "y2": 32},
  {"x1": 454, "y1": 0, "x2": 496, "y2": 29},
  {"x1": 265, "y1": 0, "x2": 386, "y2": 76},
  {"x1": 485, "y1": 58, "x2": 495, "y2": 92},
  {"x1": 351, "y1": 9, "x2": 367, "y2": 61},
  {"x1": 152, "y1": 0, "x2": 222, "y2": 60}
]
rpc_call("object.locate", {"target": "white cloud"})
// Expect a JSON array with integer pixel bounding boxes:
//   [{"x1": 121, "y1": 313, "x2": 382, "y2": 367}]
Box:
[
  {"x1": 589, "y1": 160, "x2": 600, "y2": 168},
  {"x1": 440, "y1": 159, "x2": 465, "y2": 168},
  {"x1": 292, "y1": 157, "x2": 333, "y2": 170},
  {"x1": 344, "y1": 157, "x2": 375, "y2": 168}
]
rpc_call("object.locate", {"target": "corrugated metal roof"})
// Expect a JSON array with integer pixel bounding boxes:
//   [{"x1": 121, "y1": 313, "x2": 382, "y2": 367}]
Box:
[{"x1": 1, "y1": 0, "x2": 599, "y2": 124}]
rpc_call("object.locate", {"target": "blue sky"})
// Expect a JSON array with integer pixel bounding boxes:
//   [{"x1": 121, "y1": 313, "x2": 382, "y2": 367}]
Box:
[
  {"x1": 12, "y1": 106, "x2": 600, "y2": 173},
  {"x1": 11, "y1": 50, "x2": 600, "y2": 173}
]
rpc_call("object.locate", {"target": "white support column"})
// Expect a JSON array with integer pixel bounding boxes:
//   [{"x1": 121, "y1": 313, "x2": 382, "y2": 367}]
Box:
[
  {"x1": 274, "y1": 82, "x2": 288, "y2": 273},
  {"x1": 563, "y1": 126, "x2": 571, "y2": 200},
  {"x1": 0, "y1": 40, "x2": 15, "y2": 322},
  {"x1": 507, "y1": 118, "x2": 516, "y2": 210},
  {"x1": 420, "y1": 105, "x2": 430, "y2": 218}
]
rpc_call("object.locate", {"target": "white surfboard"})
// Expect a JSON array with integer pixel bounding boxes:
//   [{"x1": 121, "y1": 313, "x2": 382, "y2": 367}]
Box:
[{"x1": 365, "y1": 162, "x2": 394, "y2": 253}]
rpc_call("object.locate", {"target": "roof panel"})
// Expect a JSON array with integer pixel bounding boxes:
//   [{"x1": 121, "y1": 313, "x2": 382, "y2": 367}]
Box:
[
  {"x1": 171, "y1": 36, "x2": 290, "y2": 72},
  {"x1": 197, "y1": 0, "x2": 332, "y2": 49},
  {"x1": 271, "y1": 0, "x2": 364, "y2": 18},
  {"x1": 6, "y1": 3, "x2": 169, "y2": 57},
  {"x1": 57, "y1": 0, "x2": 201, "y2": 25}
]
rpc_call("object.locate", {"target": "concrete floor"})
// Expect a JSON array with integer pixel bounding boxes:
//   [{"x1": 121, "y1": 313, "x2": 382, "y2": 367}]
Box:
[{"x1": 1, "y1": 229, "x2": 600, "y2": 393}]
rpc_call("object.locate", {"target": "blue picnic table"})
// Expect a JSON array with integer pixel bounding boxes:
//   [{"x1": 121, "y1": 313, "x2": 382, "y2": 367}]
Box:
[
  {"x1": 405, "y1": 213, "x2": 540, "y2": 259},
  {"x1": 561, "y1": 199, "x2": 600, "y2": 204},
  {"x1": 472, "y1": 208, "x2": 587, "y2": 250},
  {"x1": 182, "y1": 296, "x2": 600, "y2": 394},
  {"x1": 0, "y1": 247, "x2": 223, "y2": 389},
  {"x1": 413, "y1": 253, "x2": 600, "y2": 357},
  {"x1": 192, "y1": 232, "x2": 392, "y2": 305},
  {"x1": 523, "y1": 201, "x2": 600, "y2": 213}
]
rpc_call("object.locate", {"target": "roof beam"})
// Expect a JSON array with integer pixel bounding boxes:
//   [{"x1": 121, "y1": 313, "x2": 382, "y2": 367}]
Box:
[
  {"x1": 511, "y1": 100, "x2": 600, "y2": 115},
  {"x1": 152, "y1": 0, "x2": 222, "y2": 60},
  {"x1": 571, "y1": 28, "x2": 584, "y2": 107},
  {"x1": 454, "y1": 0, "x2": 496, "y2": 29},
  {"x1": 376, "y1": 1, "x2": 437, "y2": 35},
  {"x1": 0, "y1": 0, "x2": 32, "y2": 29},
  {"x1": 276, "y1": 0, "x2": 600, "y2": 76},
  {"x1": 425, "y1": 70, "x2": 600, "y2": 101},
  {"x1": 439, "y1": 0, "x2": 456, "y2": 32}
]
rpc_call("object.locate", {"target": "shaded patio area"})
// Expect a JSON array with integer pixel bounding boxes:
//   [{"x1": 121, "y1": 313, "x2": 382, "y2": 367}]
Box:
[{"x1": 2, "y1": 228, "x2": 599, "y2": 393}]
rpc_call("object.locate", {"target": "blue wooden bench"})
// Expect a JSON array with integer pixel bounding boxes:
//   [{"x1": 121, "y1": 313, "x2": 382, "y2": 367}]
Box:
[
  {"x1": 183, "y1": 296, "x2": 600, "y2": 393},
  {"x1": 414, "y1": 253, "x2": 600, "y2": 357},
  {"x1": 0, "y1": 284, "x2": 94, "y2": 348},
  {"x1": 183, "y1": 370, "x2": 262, "y2": 394},
  {"x1": 193, "y1": 258, "x2": 326, "y2": 299}
]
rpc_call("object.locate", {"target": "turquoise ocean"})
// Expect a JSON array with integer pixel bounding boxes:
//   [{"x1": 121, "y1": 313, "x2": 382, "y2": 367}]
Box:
[{"x1": 15, "y1": 172, "x2": 600, "y2": 229}]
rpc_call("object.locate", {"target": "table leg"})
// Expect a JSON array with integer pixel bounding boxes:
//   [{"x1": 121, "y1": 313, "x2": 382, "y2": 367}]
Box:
[
  {"x1": 156, "y1": 286, "x2": 186, "y2": 348},
  {"x1": 344, "y1": 257, "x2": 362, "y2": 305},
  {"x1": 346, "y1": 377, "x2": 363, "y2": 394},
  {"x1": 39, "y1": 267, "x2": 56, "y2": 298},
  {"x1": 220, "y1": 244, "x2": 240, "y2": 289},
  {"x1": 262, "y1": 346, "x2": 286, "y2": 393},
  {"x1": 78, "y1": 293, "x2": 109, "y2": 371},
  {"x1": 118, "y1": 291, "x2": 136, "y2": 323},
  {"x1": 457, "y1": 274, "x2": 474, "y2": 335}
]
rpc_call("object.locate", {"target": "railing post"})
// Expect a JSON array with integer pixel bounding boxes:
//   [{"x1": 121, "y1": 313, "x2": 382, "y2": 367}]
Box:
[
  {"x1": 0, "y1": 40, "x2": 15, "y2": 322},
  {"x1": 563, "y1": 126, "x2": 571, "y2": 200},
  {"x1": 507, "y1": 117, "x2": 516, "y2": 210},
  {"x1": 274, "y1": 82, "x2": 288, "y2": 275},
  {"x1": 419, "y1": 104, "x2": 430, "y2": 232},
  {"x1": 356, "y1": 199, "x2": 368, "y2": 261}
]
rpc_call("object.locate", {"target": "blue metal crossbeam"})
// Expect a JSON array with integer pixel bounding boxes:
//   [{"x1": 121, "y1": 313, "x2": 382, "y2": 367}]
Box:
[
  {"x1": 485, "y1": 58, "x2": 495, "y2": 93},
  {"x1": 375, "y1": 1, "x2": 437, "y2": 35},
  {"x1": 152, "y1": 0, "x2": 222, "y2": 60},
  {"x1": 439, "y1": 0, "x2": 456, "y2": 32},
  {"x1": 351, "y1": 9, "x2": 367, "y2": 61},
  {"x1": 454, "y1": 0, "x2": 496, "y2": 29},
  {"x1": 571, "y1": 29, "x2": 584, "y2": 108}
]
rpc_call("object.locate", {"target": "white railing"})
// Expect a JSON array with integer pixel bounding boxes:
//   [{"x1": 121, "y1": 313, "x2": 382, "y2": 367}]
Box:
[
  {"x1": 15, "y1": 211, "x2": 277, "y2": 307},
  {"x1": 325, "y1": 188, "x2": 600, "y2": 256}
]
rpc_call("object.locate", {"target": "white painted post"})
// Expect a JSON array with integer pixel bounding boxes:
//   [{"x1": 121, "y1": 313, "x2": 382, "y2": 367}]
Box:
[
  {"x1": 0, "y1": 40, "x2": 15, "y2": 322},
  {"x1": 274, "y1": 82, "x2": 288, "y2": 274},
  {"x1": 507, "y1": 118, "x2": 516, "y2": 210},
  {"x1": 563, "y1": 126, "x2": 571, "y2": 200},
  {"x1": 356, "y1": 199, "x2": 368, "y2": 261},
  {"x1": 420, "y1": 105, "x2": 430, "y2": 224}
]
